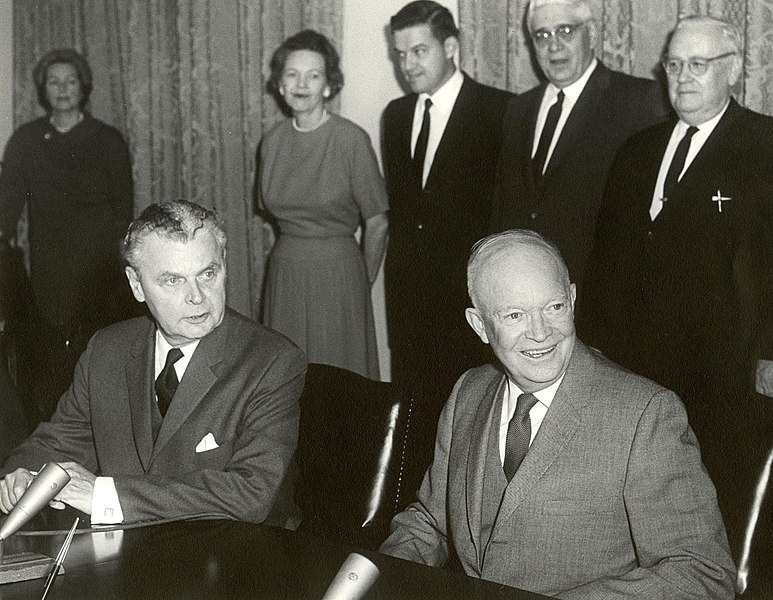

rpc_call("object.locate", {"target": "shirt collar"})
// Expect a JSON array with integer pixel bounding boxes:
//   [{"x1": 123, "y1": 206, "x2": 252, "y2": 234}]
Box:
[
  {"x1": 506, "y1": 374, "x2": 565, "y2": 415},
  {"x1": 419, "y1": 69, "x2": 464, "y2": 117},
  {"x1": 545, "y1": 58, "x2": 598, "y2": 104},
  {"x1": 676, "y1": 99, "x2": 729, "y2": 137},
  {"x1": 155, "y1": 330, "x2": 199, "y2": 370}
]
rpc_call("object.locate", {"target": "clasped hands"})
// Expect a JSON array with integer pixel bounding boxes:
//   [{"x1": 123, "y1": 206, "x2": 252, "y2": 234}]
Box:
[{"x1": 0, "y1": 462, "x2": 96, "y2": 515}]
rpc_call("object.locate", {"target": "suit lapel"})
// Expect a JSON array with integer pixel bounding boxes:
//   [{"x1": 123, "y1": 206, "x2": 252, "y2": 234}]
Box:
[
  {"x1": 126, "y1": 320, "x2": 156, "y2": 471},
  {"x1": 396, "y1": 94, "x2": 417, "y2": 166},
  {"x1": 424, "y1": 74, "x2": 475, "y2": 189},
  {"x1": 676, "y1": 99, "x2": 741, "y2": 192},
  {"x1": 523, "y1": 87, "x2": 544, "y2": 199},
  {"x1": 465, "y1": 373, "x2": 507, "y2": 567},
  {"x1": 490, "y1": 343, "x2": 593, "y2": 536},
  {"x1": 151, "y1": 313, "x2": 229, "y2": 459},
  {"x1": 542, "y1": 64, "x2": 609, "y2": 183}
]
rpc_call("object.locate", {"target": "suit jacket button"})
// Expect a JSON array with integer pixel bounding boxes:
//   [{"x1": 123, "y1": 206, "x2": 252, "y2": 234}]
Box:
[
  {"x1": 417, "y1": 224, "x2": 423, "y2": 230},
  {"x1": 647, "y1": 231, "x2": 653, "y2": 240},
  {"x1": 530, "y1": 212, "x2": 538, "y2": 220}
]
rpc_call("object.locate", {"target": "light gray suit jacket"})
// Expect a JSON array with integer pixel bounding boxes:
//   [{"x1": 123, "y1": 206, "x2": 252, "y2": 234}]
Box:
[
  {"x1": 2, "y1": 308, "x2": 306, "y2": 525},
  {"x1": 380, "y1": 341, "x2": 736, "y2": 599}
]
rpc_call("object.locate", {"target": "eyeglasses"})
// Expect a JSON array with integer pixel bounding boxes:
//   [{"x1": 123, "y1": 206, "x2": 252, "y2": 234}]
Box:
[
  {"x1": 662, "y1": 52, "x2": 736, "y2": 77},
  {"x1": 531, "y1": 22, "x2": 587, "y2": 46}
]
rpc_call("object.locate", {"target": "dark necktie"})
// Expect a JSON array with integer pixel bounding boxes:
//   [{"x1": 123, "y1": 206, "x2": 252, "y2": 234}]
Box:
[
  {"x1": 662, "y1": 125, "x2": 699, "y2": 202},
  {"x1": 156, "y1": 347, "x2": 183, "y2": 417},
  {"x1": 532, "y1": 90, "x2": 564, "y2": 183},
  {"x1": 503, "y1": 392, "x2": 539, "y2": 481},
  {"x1": 413, "y1": 98, "x2": 432, "y2": 188}
]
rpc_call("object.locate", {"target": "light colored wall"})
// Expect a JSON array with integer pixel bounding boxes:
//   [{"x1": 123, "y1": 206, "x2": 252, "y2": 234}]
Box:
[
  {"x1": 340, "y1": 0, "x2": 458, "y2": 380},
  {"x1": 0, "y1": 2, "x2": 13, "y2": 155}
]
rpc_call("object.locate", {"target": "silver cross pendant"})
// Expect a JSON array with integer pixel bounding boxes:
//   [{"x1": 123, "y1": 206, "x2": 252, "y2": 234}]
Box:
[{"x1": 712, "y1": 190, "x2": 731, "y2": 213}]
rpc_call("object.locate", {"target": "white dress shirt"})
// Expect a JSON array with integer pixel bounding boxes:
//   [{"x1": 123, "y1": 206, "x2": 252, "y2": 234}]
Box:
[
  {"x1": 649, "y1": 102, "x2": 729, "y2": 220},
  {"x1": 499, "y1": 375, "x2": 564, "y2": 464},
  {"x1": 532, "y1": 58, "x2": 598, "y2": 174},
  {"x1": 411, "y1": 69, "x2": 464, "y2": 187},
  {"x1": 92, "y1": 332, "x2": 199, "y2": 524}
]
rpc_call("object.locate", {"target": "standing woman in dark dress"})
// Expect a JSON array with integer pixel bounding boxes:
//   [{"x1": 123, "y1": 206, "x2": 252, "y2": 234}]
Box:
[{"x1": 0, "y1": 49, "x2": 134, "y2": 427}]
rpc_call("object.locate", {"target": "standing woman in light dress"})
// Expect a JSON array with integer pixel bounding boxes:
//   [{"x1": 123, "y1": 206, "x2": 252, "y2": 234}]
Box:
[{"x1": 258, "y1": 30, "x2": 388, "y2": 379}]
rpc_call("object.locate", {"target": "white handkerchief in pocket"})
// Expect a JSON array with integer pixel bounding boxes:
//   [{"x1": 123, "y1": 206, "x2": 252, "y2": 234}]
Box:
[{"x1": 195, "y1": 432, "x2": 220, "y2": 453}]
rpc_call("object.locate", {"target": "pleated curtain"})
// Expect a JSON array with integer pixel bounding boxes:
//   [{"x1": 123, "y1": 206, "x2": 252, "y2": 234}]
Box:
[
  {"x1": 459, "y1": 0, "x2": 773, "y2": 116},
  {"x1": 11, "y1": 0, "x2": 342, "y2": 318}
]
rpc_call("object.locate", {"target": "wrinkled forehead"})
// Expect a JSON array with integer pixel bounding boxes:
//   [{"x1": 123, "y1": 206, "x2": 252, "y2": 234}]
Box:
[
  {"x1": 529, "y1": 3, "x2": 585, "y2": 31},
  {"x1": 669, "y1": 21, "x2": 730, "y2": 57}
]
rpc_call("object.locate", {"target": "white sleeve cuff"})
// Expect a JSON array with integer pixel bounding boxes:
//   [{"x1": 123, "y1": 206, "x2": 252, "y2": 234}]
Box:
[{"x1": 91, "y1": 477, "x2": 124, "y2": 524}]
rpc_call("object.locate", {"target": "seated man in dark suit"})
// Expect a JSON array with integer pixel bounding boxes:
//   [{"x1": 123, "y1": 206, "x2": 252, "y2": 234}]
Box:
[
  {"x1": 0, "y1": 201, "x2": 306, "y2": 526},
  {"x1": 380, "y1": 229, "x2": 735, "y2": 598}
]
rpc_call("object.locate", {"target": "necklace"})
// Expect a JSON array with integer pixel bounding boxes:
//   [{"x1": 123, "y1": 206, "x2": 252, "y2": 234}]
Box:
[
  {"x1": 292, "y1": 109, "x2": 329, "y2": 133},
  {"x1": 50, "y1": 112, "x2": 84, "y2": 134}
]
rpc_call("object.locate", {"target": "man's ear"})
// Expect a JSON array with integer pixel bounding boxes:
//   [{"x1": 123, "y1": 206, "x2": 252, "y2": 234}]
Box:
[
  {"x1": 443, "y1": 35, "x2": 459, "y2": 60},
  {"x1": 465, "y1": 307, "x2": 490, "y2": 344},
  {"x1": 125, "y1": 266, "x2": 145, "y2": 303},
  {"x1": 728, "y1": 54, "x2": 742, "y2": 88},
  {"x1": 587, "y1": 19, "x2": 598, "y2": 49}
]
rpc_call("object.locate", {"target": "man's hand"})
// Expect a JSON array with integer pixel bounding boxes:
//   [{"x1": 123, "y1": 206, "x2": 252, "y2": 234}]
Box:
[
  {"x1": 53, "y1": 462, "x2": 97, "y2": 515},
  {"x1": 756, "y1": 359, "x2": 773, "y2": 398},
  {"x1": 0, "y1": 468, "x2": 35, "y2": 513}
]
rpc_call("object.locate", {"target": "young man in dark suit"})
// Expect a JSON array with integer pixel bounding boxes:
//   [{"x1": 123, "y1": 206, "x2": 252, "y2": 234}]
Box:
[
  {"x1": 383, "y1": 2, "x2": 511, "y2": 479},
  {"x1": 490, "y1": 0, "x2": 668, "y2": 293},
  {"x1": 585, "y1": 15, "x2": 773, "y2": 558},
  {"x1": 0, "y1": 201, "x2": 305, "y2": 526}
]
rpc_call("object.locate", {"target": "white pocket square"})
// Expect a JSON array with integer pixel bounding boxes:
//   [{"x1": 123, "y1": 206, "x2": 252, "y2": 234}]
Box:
[{"x1": 195, "y1": 433, "x2": 220, "y2": 453}]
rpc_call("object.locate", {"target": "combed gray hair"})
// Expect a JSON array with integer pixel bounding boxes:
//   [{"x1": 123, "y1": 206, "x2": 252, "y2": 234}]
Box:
[
  {"x1": 122, "y1": 200, "x2": 226, "y2": 271},
  {"x1": 526, "y1": 0, "x2": 593, "y2": 32},
  {"x1": 674, "y1": 15, "x2": 742, "y2": 55},
  {"x1": 467, "y1": 229, "x2": 570, "y2": 309}
]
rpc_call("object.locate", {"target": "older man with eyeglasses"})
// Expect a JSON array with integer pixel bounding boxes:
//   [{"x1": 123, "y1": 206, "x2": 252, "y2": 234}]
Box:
[
  {"x1": 584, "y1": 15, "x2": 773, "y2": 569},
  {"x1": 490, "y1": 0, "x2": 668, "y2": 297}
]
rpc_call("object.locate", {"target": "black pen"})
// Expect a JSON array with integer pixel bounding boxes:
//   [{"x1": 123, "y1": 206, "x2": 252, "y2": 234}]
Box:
[{"x1": 41, "y1": 516, "x2": 79, "y2": 600}]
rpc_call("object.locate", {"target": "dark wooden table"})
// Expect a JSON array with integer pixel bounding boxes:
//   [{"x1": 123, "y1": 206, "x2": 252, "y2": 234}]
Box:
[{"x1": 0, "y1": 517, "x2": 551, "y2": 599}]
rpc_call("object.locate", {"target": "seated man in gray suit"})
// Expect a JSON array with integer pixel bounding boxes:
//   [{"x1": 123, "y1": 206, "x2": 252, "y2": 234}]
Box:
[
  {"x1": 0, "y1": 201, "x2": 306, "y2": 526},
  {"x1": 380, "y1": 229, "x2": 736, "y2": 599}
]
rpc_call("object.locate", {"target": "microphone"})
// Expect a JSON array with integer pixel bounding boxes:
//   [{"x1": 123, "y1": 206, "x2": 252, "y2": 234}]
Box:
[
  {"x1": 0, "y1": 462, "x2": 71, "y2": 585},
  {"x1": 0, "y1": 462, "x2": 71, "y2": 542},
  {"x1": 321, "y1": 552, "x2": 380, "y2": 600}
]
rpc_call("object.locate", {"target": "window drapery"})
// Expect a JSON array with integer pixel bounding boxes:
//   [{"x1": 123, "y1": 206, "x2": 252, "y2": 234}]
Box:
[
  {"x1": 11, "y1": 0, "x2": 342, "y2": 318},
  {"x1": 459, "y1": 0, "x2": 773, "y2": 116}
]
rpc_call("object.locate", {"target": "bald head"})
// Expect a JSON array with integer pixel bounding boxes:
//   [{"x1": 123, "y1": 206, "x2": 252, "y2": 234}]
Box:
[{"x1": 467, "y1": 230, "x2": 570, "y2": 310}]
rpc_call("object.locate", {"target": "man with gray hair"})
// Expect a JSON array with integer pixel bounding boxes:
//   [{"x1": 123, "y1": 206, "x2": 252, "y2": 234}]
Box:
[
  {"x1": 380, "y1": 229, "x2": 735, "y2": 598},
  {"x1": 585, "y1": 15, "x2": 773, "y2": 559},
  {"x1": 0, "y1": 200, "x2": 305, "y2": 527},
  {"x1": 490, "y1": 0, "x2": 667, "y2": 293}
]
